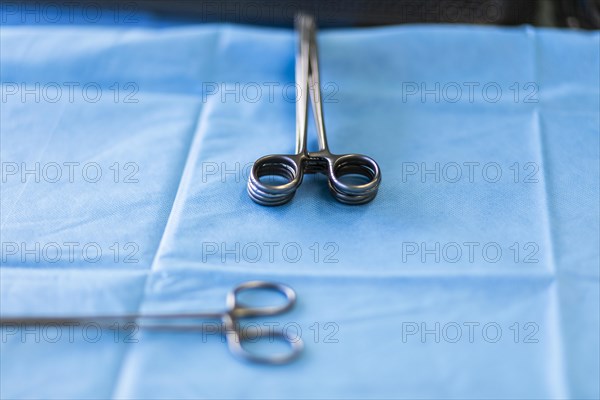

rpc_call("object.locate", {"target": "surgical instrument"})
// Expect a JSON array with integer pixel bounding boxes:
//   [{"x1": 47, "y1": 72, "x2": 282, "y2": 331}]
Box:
[
  {"x1": 0, "y1": 281, "x2": 303, "y2": 365},
  {"x1": 247, "y1": 14, "x2": 381, "y2": 206}
]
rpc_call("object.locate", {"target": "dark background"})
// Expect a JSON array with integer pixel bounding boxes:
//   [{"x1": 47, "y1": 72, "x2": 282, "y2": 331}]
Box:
[{"x1": 13, "y1": 0, "x2": 600, "y2": 29}]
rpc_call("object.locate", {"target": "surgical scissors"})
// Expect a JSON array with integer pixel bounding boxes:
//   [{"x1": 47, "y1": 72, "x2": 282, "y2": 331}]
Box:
[
  {"x1": 0, "y1": 281, "x2": 303, "y2": 365},
  {"x1": 247, "y1": 14, "x2": 381, "y2": 206}
]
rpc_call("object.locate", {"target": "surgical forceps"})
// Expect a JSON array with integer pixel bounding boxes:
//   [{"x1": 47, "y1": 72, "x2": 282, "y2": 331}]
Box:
[
  {"x1": 0, "y1": 281, "x2": 303, "y2": 365},
  {"x1": 247, "y1": 14, "x2": 381, "y2": 206}
]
